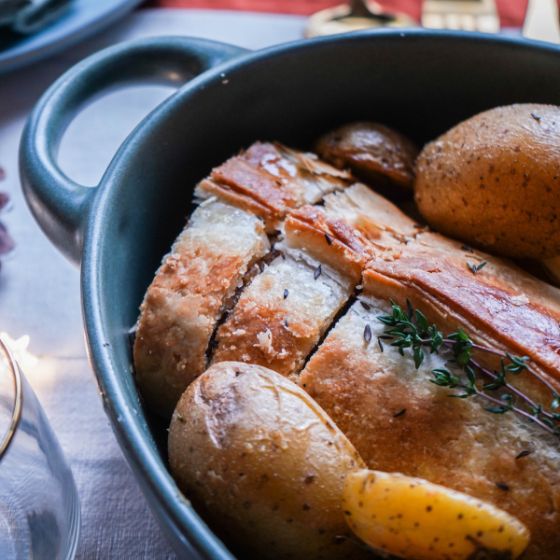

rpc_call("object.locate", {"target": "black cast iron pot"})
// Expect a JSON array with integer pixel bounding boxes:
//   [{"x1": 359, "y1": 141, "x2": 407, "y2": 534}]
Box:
[{"x1": 18, "y1": 30, "x2": 560, "y2": 558}]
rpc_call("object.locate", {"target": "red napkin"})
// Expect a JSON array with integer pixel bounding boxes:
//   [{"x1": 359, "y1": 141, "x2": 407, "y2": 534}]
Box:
[{"x1": 148, "y1": 0, "x2": 530, "y2": 28}]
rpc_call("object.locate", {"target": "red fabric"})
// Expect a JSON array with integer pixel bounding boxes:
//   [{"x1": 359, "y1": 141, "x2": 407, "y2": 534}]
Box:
[{"x1": 147, "y1": 0, "x2": 531, "y2": 27}]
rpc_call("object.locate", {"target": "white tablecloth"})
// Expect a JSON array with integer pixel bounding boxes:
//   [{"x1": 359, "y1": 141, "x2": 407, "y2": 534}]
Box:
[{"x1": 0, "y1": 8, "x2": 304, "y2": 558}]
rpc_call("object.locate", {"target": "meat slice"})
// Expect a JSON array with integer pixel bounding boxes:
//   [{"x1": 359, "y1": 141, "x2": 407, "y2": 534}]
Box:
[
  {"x1": 196, "y1": 142, "x2": 352, "y2": 231},
  {"x1": 211, "y1": 250, "x2": 353, "y2": 377},
  {"x1": 283, "y1": 183, "x2": 420, "y2": 280},
  {"x1": 134, "y1": 200, "x2": 269, "y2": 417},
  {"x1": 299, "y1": 295, "x2": 560, "y2": 560}
]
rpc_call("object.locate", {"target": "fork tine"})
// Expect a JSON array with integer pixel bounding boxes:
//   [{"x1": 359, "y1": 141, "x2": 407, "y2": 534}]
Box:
[
  {"x1": 422, "y1": 0, "x2": 499, "y2": 33},
  {"x1": 444, "y1": 13, "x2": 462, "y2": 30},
  {"x1": 476, "y1": 14, "x2": 500, "y2": 33},
  {"x1": 423, "y1": 13, "x2": 446, "y2": 29},
  {"x1": 460, "y1": 14, "x2": 476, "y2": 31}
]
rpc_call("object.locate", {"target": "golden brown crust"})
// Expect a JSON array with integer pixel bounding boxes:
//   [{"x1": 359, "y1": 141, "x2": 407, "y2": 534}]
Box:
[
  {"x1": 321, "y1": 183, "x2": 420, "y2": 252},
  {"x1": 211, "y1": 255, "x2": 352, "y2": 375},
  {"x1": 196, "y1": 142, "x2": 352, "y2": 231},
  {"x1": 212, "y1": 156, "x2": 298, "y2": 214},
  {"x1": 299, "y1": 298, "x2": 560, "y2": 560},
  {"x1": 282, "y1": 184, "x2": 421, "y2": 283},
  {"x1": 364, "y1": 235, "x2": 560, "y2": 391},
  {"x1": 415, "y1": 104, "x2": 560, "y2": 259},
  {"x1": 283, "y1": 206, "x2": 372, "y2": 283}
]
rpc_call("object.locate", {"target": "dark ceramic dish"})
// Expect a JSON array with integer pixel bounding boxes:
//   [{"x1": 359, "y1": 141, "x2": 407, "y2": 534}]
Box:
[{"x1": 19, "y1": 30, "x2": 560, "y2": 559}]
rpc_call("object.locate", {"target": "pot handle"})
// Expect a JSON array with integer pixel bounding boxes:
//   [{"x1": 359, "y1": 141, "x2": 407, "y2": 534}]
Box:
[{"x1": 19, "y1": 36, "x2": 247, "y2": 263}]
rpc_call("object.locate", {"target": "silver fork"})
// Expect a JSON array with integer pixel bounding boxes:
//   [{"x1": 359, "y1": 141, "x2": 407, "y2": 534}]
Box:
[{"x1": 422, "y1": 0, "x2": 500, "y2": 33}]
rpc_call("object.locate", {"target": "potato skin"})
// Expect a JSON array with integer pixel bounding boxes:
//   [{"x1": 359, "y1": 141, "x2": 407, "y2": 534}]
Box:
[
  {"x1": 168, "y1": 361, "x2": 371, "y2": 560},
  {"x1": 316, "y1": 122, "x2": 418, "y2": 197},
  {"x1": 415, "y1": 104, "x2": 560, "y2": 259}
]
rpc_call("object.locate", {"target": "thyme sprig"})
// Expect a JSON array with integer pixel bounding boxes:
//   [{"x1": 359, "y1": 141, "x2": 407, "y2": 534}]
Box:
[{"x1": 377, "y1": 301, "x2": 560, "y2": 437}]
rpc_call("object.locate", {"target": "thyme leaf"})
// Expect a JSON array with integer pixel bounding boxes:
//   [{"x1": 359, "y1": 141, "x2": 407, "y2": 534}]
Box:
[
  {"x1": 467, "y1": 261, "x2": 487, "y2": 274},
  {"x1": 377, "y1": 301, "x2": 560, "y2": 438},
  {"x1": 515, "y1": 450, "x2": 532, "y2": 460},
  {"x1": 363, "y1": 324, "x2": 372, "y2": 344}
]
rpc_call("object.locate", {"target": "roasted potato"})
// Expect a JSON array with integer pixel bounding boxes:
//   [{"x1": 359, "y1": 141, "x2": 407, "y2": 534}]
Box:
[
  {"x1": 316, "y1": 122, "x2": 418, "y2": 197},
  {"x1": 344, "y1": 470, "x2": 530, "y2": 560},
  {"x1": 415, "y1": 104, "x2": 560, "y2": 259},
  {"x1": 168, "y1": 361, "x2": 371, "y2": 560}
]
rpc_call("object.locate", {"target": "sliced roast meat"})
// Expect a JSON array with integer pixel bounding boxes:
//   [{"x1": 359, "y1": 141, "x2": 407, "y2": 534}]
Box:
[
  {"x1": 134, "y1": 142, "x2": 354, "y2": 417},
  {"x1": 211, "y1": 250, "x2": 353, "y2": 376},
  {"x1": 134, "y1": 200, "x2": 269, "y2": 417},
  {"x1": 208, "y1": 185, "x2": 408, "y2": 378},
  {"x1": 289, "y1": 182, "x2": 560, "y2": 389}
]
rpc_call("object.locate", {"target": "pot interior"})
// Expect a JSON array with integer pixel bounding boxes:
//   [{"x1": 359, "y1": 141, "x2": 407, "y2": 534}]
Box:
[{"x1": 84, "y1": 31, "x2": 560, "y2": 555}]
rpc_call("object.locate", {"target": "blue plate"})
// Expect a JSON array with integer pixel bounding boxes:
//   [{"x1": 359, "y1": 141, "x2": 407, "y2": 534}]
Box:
[{"x1": 0, "y1": 0, "x2": 143, "y2": 74}]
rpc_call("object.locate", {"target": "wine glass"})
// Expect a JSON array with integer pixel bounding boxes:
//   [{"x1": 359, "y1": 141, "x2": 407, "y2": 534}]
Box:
[{"x1": 0, "y1": 336, "x2": 80, "y2": 559}]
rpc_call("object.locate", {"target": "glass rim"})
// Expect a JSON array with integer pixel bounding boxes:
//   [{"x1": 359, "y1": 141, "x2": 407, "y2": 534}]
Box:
[{"x1": 0, "y1": 336, "x2": 22, "y2": 458}]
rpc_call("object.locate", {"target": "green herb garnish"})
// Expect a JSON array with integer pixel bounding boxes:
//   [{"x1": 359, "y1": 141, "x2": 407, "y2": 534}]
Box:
[
  {"x1": 467, "y1": 260, "x2": 487, "y2": 274},
  {"x1": 377, "y1": 301, "x2": 560, "y2": 438}
]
